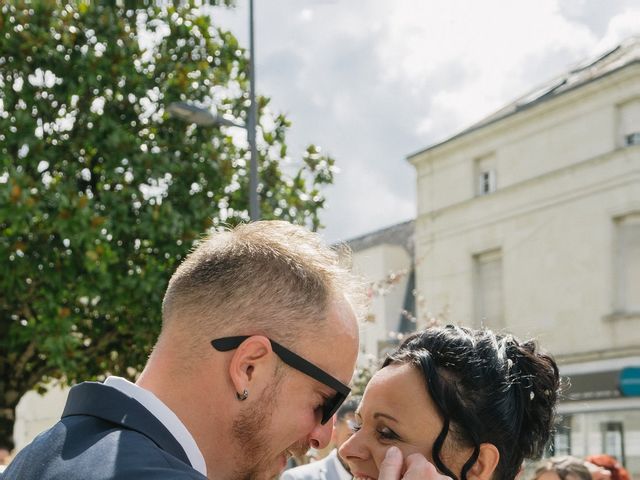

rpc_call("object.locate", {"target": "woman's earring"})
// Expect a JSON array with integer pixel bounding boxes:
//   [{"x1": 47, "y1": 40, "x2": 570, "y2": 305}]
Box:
[{"x1": 236, "y1": 389, "x2": 249, "y2": 401}]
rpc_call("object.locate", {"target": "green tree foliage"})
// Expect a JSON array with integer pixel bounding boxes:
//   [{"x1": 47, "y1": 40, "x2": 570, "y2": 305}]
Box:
[{"x1": 0, "y1": 1, "x2": 336, "y2": 447}]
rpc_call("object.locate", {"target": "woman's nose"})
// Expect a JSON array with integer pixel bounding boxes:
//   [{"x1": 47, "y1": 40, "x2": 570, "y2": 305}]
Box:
[{"x1": 339, "y1": 429, "x2": 365, "y2": 461}]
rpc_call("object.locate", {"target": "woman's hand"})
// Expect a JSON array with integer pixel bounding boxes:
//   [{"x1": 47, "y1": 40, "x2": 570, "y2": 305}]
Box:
[{"x1": 378, "y1": 447, "x2": 453, "y2": 480}]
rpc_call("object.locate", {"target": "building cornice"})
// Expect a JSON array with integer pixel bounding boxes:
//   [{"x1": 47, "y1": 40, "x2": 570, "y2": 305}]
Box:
[
  {"x1": 408, "y1": 61, "x2": 640, "y2": 166},
  {"x1": 338, "y1": 220, "x2": 415, "y2": 255}
]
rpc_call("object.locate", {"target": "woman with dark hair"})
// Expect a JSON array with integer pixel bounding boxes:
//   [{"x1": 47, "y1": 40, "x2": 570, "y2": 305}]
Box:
[{"x1": 339, "y1": 325, "x2": 560, "y2": 480}]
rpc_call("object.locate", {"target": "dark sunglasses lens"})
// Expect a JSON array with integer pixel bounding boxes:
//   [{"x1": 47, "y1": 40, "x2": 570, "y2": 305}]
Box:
[{"x1": 321, "y1": 393, "x2": 346, "y2": 425}]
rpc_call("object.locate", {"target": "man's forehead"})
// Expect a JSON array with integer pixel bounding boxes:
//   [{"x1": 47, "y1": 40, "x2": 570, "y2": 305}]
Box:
[{"x1": 297, "y1": 332, "x2": 357, "y2": 386}]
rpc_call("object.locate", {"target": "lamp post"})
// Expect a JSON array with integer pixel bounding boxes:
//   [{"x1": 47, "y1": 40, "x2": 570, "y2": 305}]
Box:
[
  {"x1": 167, "y1": 0, "x2": 260, "y2": 221},
  {"x1": 247, "y1": 0, "x2": 259, "y2": 222}
]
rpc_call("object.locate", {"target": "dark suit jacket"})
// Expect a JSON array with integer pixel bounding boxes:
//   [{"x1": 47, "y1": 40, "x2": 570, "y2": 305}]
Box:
[{"x1": 3, "y1": 382, "x2": 207, "y2": 479}]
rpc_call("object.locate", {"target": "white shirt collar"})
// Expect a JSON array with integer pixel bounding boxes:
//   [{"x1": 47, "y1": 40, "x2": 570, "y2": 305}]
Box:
[
  {"x1": 329, "y1": 448, "x2": 353, "y2": 480},
  {"x1": 104, "y1": 376, "x2": 207, "y2": 477}
]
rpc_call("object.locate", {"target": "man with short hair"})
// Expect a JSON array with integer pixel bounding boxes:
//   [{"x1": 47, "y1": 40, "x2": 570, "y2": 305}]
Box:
[
  {"x1": 4, "y1": 221, "x2": 364, "y2": 480},
  {"x1": 280, "y1": 396, "x2": 360, "y2": 480}
]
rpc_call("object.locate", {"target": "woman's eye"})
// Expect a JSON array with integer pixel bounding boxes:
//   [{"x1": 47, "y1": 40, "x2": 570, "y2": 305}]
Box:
[
  {"x1": 347, "y1": 419, "x2": 361, "y2": 433},
  {"x1": 377, "y1": 427, "x2": 399, "y2": 441}
]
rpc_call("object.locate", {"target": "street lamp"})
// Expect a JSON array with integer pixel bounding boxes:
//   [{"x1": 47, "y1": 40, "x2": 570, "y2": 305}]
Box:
[
  {"x1": 167, "y1": 0, "x2": 260, "y2": 221},
  {"x1": 167, "y1": 102, "x2": 244, "y2": 129},
  {"x1": 167, "y1": 100, "x2": 260, "y2": 222}
]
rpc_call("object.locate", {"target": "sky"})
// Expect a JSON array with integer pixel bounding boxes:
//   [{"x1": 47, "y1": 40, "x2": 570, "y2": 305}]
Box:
[{"x1": 211, "y1": 0, "x2": 640, "y2": 243}]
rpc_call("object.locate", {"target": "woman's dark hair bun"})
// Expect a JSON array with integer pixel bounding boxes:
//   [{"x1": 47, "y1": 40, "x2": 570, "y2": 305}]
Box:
[{"x1": 503, "y1": 337, "x2": 560, "y2": 459}]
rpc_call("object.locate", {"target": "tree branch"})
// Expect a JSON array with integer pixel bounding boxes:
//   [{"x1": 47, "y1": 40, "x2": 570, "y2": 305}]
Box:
[{"x1": 13, "y1": 340, "x2": 37, "y2": 380}]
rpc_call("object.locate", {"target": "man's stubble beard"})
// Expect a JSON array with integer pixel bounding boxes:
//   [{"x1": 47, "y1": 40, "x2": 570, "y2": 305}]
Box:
[{"x1": 230, "y1": 375, "x2": 309, "y2": 480}]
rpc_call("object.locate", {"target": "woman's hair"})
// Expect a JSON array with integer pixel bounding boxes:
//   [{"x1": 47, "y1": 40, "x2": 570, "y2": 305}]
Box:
[
  {"x1": 534, "y1": 456, "x2": 592, "y2": 480},
  {"x1": 585, "y1": 455, "x2": 631, "y2": 480},
  {"x1": 382, "y1": 325, "x2": 560, "y2": 480}
]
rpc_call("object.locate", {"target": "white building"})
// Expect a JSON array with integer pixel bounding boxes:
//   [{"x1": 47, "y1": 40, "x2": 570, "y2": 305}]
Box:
[
  {"x1": 408, "y1": 37, "x2": 640, "y2": 474},
  {"x1": 13, "y1": 385, "x2": 68, "y2": 452},
  {"x1": 342, "y1": 220, "x2": 416, "y2": 364}
]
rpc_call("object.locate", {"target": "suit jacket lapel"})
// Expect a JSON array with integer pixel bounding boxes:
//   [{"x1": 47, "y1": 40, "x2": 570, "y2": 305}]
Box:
[{"x1": 62, "y1": 382, "x2": 191, "y2": 467}]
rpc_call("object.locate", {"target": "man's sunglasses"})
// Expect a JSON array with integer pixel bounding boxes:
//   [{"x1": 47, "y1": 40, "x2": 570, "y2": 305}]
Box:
[{"x1": 211, "y1": 335, "x2": 351, "y2": 425}]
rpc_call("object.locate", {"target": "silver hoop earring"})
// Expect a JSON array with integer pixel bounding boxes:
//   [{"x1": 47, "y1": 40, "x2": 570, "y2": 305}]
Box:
[{"x1": 236, "y1": 389, "x2": 249, "y2": 401}]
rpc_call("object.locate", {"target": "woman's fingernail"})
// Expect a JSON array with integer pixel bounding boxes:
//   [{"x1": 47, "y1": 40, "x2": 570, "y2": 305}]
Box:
[{"x1": 385, "y1": 446, "x2": 401, "y2": 461}]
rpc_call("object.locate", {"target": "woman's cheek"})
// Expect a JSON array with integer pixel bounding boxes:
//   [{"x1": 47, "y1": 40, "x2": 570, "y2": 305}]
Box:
[
  {"x1": 372, "y1": 444, "x2": 391, "y2": 472},
  {"x1": 373, "y1": 444, "x2": 408, "y2": 472}
]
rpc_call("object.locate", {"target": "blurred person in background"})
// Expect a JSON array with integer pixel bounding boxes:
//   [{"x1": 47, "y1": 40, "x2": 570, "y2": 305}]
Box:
[
  {"x1": 3, "y1": 221, "x2": 366, "y2": 480},
  {"x1": 281, "y1": 395, "x2": 361, "y2": 480},
  {"x1": 584, "y1": 459, "x2": 612, "y2": 480},
  {"x1": 533, "y1": 456, "x2": 592, "y2": 480},
  {"x1": 585, "y1": 455, "x2": 631, "y2": 480}
]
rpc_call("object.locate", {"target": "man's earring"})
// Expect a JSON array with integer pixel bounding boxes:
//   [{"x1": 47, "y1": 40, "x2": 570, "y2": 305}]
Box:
[{"x1": 236, "y1": 389, "x2": 249, "y2": 401}]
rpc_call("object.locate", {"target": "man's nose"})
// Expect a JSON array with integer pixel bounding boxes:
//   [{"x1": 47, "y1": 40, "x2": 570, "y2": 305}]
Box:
[{"x1": 308, "y1": 418, "x2": 334, "y2": 449}]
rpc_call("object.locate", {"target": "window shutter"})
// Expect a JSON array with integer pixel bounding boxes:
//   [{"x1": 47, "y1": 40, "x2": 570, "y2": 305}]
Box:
[
  {"x1": 474, "y1": 249, "x2": 504, "y2": 328},
  {"x1": 618, "y1": 99, "x2": 640, "y2": 146},
  {"x1": 617, "y1": 214, "x2": 640, "y2": 311}
]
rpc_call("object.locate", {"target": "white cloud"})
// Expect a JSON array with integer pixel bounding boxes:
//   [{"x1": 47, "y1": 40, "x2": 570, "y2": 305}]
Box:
[
  {"x1": 377, "y1": 0, "x2": 597, "y2": 134},
  {"x1": 597, "y1": 8, "x2": 640, "y2": 51},
  {"x1": 320, "y1": 164, "x2": 415, "y2": 243},
  {"x1": 299, "y1": 8, "x2": 313, "y2": 23},
  {"x1": 416, "y1": 118, "x2": 434, "y2": 136},
  {"x1": 212, "y1": 1, "x2": 638, "y2": 242}
]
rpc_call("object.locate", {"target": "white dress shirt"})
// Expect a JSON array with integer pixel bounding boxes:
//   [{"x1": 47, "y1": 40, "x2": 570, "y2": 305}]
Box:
[
  {"x1": 334, "y1": 449, "x2": 353, "y2": 480},
  {"x1": 104, "y1": 376, "x2": 207, "y2": 477},
  {"x1": 280, "y1": 448, "x2": 352, "y2": 480}
]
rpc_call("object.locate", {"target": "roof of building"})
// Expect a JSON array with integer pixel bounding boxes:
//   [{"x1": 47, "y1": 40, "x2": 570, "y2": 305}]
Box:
[
  {"x1": 408, "y1": 35, "x2": 640, "y2": 160},
  {"x1": 339, "y1": 219, "x2": 415, "y2": 255}
]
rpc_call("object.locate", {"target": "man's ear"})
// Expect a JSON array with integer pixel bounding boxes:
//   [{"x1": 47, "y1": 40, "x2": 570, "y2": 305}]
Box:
[
  {"x1": 228, "y1": 336, "x2": 274, "y2": 394},
  {"x1": 467, "y1": 443, "x2": 500, "y2": 480}
]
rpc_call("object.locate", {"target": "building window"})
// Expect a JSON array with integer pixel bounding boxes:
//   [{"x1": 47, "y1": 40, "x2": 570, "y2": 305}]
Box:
[
  {"x1": 473, "y1": 249, "x2": 504, "y2": 328},
  {"x1": 601, "y1": 422, "x2": 625, "y2": 464},
  {"x1": 614, "y1": 213, "x2": 640, "y2": 313},
  {"x1": 552, "y1": 415, "x2": 572, "y2": 456},
  {"x1": 479, "y1": 170, "x2": 496, "y2": 195},
  {"x1": 617, "y1": 98, "x2": 640, "y2": 147},
  {"x1": 625, "y1": 132, "x2": 640, "y2": 146},
  {"x1": 475, "y1": 153, "x2": 497, "y2": 196}
]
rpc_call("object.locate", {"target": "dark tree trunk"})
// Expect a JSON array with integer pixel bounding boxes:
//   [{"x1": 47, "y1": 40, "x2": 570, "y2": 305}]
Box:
[{"x1": 0, "y1": 406, "x2": 16, "y2": 451}]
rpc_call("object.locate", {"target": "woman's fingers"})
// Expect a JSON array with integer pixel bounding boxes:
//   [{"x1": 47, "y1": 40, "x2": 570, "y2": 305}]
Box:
[
  {"x1": 378, "y1": 447, "x2": 404, "y2": 480},
  {"x1": 378, "y1": 449, "x2": 454, "y2": 480}
]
